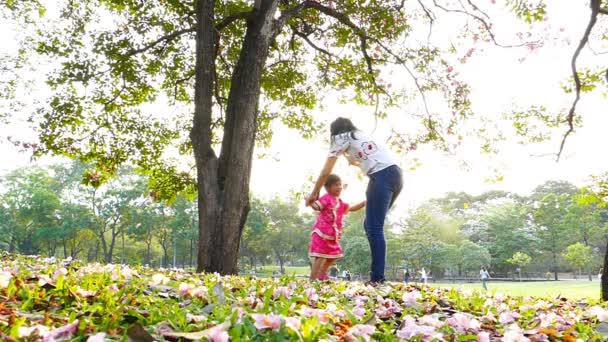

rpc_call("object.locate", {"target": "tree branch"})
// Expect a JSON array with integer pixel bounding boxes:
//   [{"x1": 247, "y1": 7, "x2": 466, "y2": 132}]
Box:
[
  {"x1": 557, "y1": 0, "x2": 602, "y2": 161},
  {"x1": 215, "y1": 11, "x2": 252, "y2": 31},
  {"x1": 290, "y1": 26, "x2": 335, "y2": 57},
  {"x1": 124, "y1": 28, "x2": 195, "y2": 57},
  {"x1": 431, "y1": 0, "x2": 528, "y2": 48}
]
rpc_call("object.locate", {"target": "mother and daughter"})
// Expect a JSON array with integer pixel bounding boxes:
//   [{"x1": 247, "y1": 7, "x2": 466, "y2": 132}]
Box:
[{"x1": 305, "y1": 117, "x2": 403, "y2": 284}]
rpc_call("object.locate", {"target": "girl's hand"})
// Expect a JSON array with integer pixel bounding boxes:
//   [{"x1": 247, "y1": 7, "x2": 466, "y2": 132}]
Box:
[{"x1": 305, "y1": 193, "x2": 319, "y2": 207}]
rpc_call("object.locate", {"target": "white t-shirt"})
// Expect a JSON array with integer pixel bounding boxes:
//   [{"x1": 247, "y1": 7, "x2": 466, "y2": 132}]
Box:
[
  {"x1": 480, "y1": 270, "x2": 489, "y2": 279},
  {"x1": 328, "y1": 131, "x2": 396, "y2": 175}
]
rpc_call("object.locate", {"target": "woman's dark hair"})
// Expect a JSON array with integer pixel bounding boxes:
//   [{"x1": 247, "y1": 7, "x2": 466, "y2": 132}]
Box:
[
  {"x1": 330, "y1": 117, "x2": 358, "y2": 140},
  {"x1": 324, "y1": 174, "x2": 341, "y2": 189}
]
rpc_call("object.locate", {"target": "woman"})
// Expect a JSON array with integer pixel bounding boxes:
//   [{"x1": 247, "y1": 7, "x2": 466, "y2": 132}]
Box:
[{"x1": 306, "y1": 117, "x2": 403, "y2": 284}]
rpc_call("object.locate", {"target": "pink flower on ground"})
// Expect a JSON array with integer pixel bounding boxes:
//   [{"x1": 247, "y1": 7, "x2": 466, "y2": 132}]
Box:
[
  {"x1": 86, "y1": 333, "x2": 106, "y2": 342},
  {"x1": 396, "y1": 316, "x2": 442, "y2": 341},
  {"x1": 353, "y1": 306, "x2": 366, "y2": 319},
  {"x1": 481, "y1": 311, "x2": 496, "y2": 323},
  {"x1": 446, "y1": 313, "x2": 481, "y2": 333},
  {"x1": 402, "y1": 290, "x2": 421, "y2": 307},
  {"x1": 42, "y1": 319, "x2": 80, "y2": 342},
  {"x1": 186, "y1": 313, "x2": 206, "y2": 323},
  {"x1": 284, "y1": 317, "x2": 301, "y2": 331},
  {"x1": 345, "y1": 324, "x2": 375, "y2": 342},
  {"x1": 203, "y1": 324, "x2": 230, "y2": 342},
  {"x1": 18, "y1": 325, "x2": 50, "y2": 339},
  {"x1": 477, "y1": 331, "x2": 490, "y2": 342},
  {"x1": 150, "y1": 273, "x2": 169, "y2": 286},
  {"x1": 0, "y1": 271, "x2": 12, "y2": 288},
  {"x1": 502, "y1": 324, "x2": 530, "y2": 342},
  {"x1": 419, "y1": 315, "x2": 444, "y2": 328},
  {"x1": 53, "y1": 267, "x2": 68, "y2": 279},
  {"x1": 499, "y1": 311, "x2": 520, "y2": 325},
  {"x1": 252, "y1": 314, "x2": 282, "y2": 331},
  {"x1": 273, "y1": 286, "x2": 293, "y2": 299},
  {"x1": 305, "y1": 287, "x2": 318, "y2": 305},
  {"x1": 37, "y1": 274, "x2": 54, "y2": 287},
  {"x1": 589, "y1": 306, "x2": 608, "y2": 322},
  {"x1": 107, "y1": 283, "x2": 119, "y2": 292},
  {"x1": 75, "y1": 287, "x2": 96, "y2": 298}
]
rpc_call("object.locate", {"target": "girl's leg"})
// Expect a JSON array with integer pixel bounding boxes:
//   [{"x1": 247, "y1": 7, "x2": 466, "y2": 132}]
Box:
[
  {"x1": 310, "y1": 257, "x2": 324, "y2": 280},
  {"x1": 364, "y1": 165, "x2": 403, "y2": 283},
  {"x1": 320, "y1": 258, "x2": 336, "y2": 279}
]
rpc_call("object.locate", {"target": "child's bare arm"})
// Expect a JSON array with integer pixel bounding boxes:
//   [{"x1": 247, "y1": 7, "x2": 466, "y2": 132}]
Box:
[{"x1": 349, "y1": 200, "x2": 366, "y2": 212}]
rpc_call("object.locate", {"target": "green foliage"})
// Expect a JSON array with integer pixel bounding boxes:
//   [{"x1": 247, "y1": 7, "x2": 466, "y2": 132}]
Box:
[
  {"x1": 563, "y1": 243, "x2": 592, "y2": 271},
  {"x1": 2, "y1": 253, "x2": 608, "y2": 340},
  {"x1": 506, "y1": 0, "x2": 547, "y2": 23},
  {"x1": 507, "y1": 252, "x2": 532, "y2": 268}
]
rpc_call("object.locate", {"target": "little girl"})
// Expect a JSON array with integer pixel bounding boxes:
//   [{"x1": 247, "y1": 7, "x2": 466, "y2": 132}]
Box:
[{"x1": 309, "y1": 174, "x2": 365, "y2": 280}]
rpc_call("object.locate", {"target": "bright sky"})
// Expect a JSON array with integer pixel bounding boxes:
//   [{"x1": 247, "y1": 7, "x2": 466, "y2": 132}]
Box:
[{"x1": 1, "y1": 1, "x2": 607, "y2": 216}]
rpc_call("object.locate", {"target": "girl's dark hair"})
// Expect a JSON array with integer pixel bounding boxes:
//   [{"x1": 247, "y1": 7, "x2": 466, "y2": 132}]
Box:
[
  {"x1": 330, "y1": 117, "x2": 358, "y2": 140},
  {"x1": 324, "y1": 174, "x2": 341, "y2": 189}
]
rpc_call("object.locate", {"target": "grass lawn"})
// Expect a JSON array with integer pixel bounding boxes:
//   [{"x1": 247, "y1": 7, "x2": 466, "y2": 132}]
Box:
[
  {"x1": 429, "y1": 280, "x2": 601, "y2": 300},
  {"x1": 248, "y1": 265, "x2": 310, "y2": 276}
]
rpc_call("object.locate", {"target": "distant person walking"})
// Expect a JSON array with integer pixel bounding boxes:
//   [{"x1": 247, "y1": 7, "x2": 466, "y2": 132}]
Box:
[
  {"x1": 480, "y1": 267, "x2": 491, "y2": 290},
  {"x1": 404, "y1": 269, "x2": 410, "y2": 284},
  {"x1": 419, "y1": 268, "x2": 427, "y2": 285}
]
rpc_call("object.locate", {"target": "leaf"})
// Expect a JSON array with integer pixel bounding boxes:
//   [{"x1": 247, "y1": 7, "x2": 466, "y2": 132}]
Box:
[
  {"x1": 126, "y1": 323, "x2": 154, "y2": 342},
  {"x1": 161, "y1": 322, "x2": 231, "y2": 341},
  {"x1": 212, "y1": 282, "x2": 225, "y2": 304},
  {"x1": 596, "y1": 322, "x2": 608, "y2": 337}
]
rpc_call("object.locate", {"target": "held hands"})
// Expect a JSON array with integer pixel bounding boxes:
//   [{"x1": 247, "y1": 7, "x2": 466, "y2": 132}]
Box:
[{"x1": 305, "y1": 192, "x2": 319, "y2": 208}]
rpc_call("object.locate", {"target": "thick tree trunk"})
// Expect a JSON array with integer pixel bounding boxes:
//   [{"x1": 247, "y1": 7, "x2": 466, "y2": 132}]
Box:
[{"x1": 192, "y1": 0, "x2": 278, "y2": 274}]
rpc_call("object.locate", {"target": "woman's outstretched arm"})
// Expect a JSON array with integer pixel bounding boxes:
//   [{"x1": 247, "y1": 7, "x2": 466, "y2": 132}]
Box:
[{"x1": 305, "y1": 156, "x2": 337, "y2": 207}]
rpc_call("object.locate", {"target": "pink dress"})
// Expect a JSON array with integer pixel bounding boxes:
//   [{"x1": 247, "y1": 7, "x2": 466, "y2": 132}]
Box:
[{"x1": 309, "y1": 194, "x2": 349, "y2": 259}]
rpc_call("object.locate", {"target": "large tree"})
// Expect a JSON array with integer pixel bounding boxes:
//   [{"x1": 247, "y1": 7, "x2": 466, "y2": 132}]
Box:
[
  {"x1": 20, "y1": 0, "x2": 487, "y2": 274},
  {"x1": 8, "y1": 0, "x2": 601, "y2": 275}
]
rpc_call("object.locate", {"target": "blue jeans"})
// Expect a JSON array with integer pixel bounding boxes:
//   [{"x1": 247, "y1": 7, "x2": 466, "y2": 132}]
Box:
[{"x1": 364, "y1": 165, "x2": 403, "y2": 282}]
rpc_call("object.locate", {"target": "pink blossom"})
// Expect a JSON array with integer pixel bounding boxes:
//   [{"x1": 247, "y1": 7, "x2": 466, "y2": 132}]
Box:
[
  {"x1": 502, "y1": 324, "x2": 530, "y2": 342},
  {"x1": 447, "y1": 66, "x2": 454, "y2": 73},
  {"x1": 42, "y1": 320, "x2": 80, "y2": 342},
  {"x1": 402, "y1": 290, "x2": 421, "y2": 307},
  {"x1": 499, "y1": 311, "x2": 520, "y2": 325},
  {"x1": 75, "y1": 287, "x2": 96, "y2": 298},
  {"x1": 273, "y1": 286, "x2": 292, "y2": 299},
  {"x1": 490, "y1": 0, "x2": 496, "y2": 4},
  {"x1": 37, "y1": 274, "x2": 54, "y2": 287},
  {"x1": 305, "y1": 287, "x2": 318, "y2": 304},
  {"x1": 419, "y1": 315, "x2": 444, "y2": 328},
  {"x1": 186, "y1": 313, "x2": 206, "y2": 323},
  {"x1": 284, "y1": 317, "x2": 301, "y2": 331},
  {"x1": 150, "y1": 273, "x2": 169, "y2": 286},
  {"x1": 446, "y1": 313, "x2": 480, "y2": 333},
  {"x1": 18, "y1": 325, "x2": 50, "y2": 339},
  {"x1": 0, "y1": 271, "x2": 12, "y2": 288},
  {"x1": 86, "y1": 333, "x2": 106, "y2": 342},
  {"x1": 481, "y1": 311, "x2": 496, "y2": 323},
  {"x1": 588, "y1": 306, "x2": 608, "y2": 322},
  {"x1": 252, "y1": 314, "x2": 282, "y2": 331},
  {"x1": 203, "y1": 324, "x2": 230, "y2": 342},
  {"x1": 397, "y1": 316, "x2": 442, "y2": 341},
  {"x1": 353, "y1": 306, "x2": 366, "y2": 319},
  {"x1": 345, "y1": 324, "x2": 376, "y2": 342},
  {"x1": 477, "y1": 331, "x2": 490, "y2": 342},
  {"x1": 53, "y1": 267, "x2": 68, "y2": 279}
]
